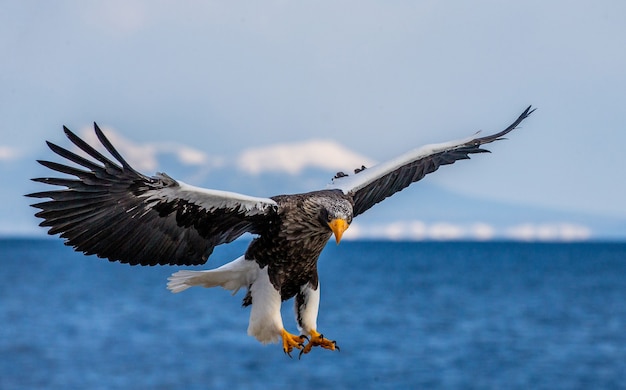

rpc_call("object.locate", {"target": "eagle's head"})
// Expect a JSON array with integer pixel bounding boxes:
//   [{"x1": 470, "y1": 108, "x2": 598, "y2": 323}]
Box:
[{"x1": 317, "y1": 197, "x2": 353, "y2": 244}]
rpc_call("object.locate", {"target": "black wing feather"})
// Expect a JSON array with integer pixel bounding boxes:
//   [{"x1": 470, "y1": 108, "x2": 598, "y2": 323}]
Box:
[
  {"x1": 340, "y1": 106, "x2": 534, "y2": 217},
  {"x1": 27, "y1": 124, "x2": 277, "y2": 266}
]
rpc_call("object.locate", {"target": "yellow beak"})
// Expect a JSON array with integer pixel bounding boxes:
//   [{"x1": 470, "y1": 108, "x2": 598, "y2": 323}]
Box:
[{"x1": 328, "y1": 218, "x2": 349, "y2": 244}]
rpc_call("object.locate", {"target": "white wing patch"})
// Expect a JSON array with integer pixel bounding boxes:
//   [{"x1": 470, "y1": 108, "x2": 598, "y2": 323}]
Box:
[
  {"x1": 328, "y1": 134, "x2": 476, "y2": 195},
  {"x1": 144, "y1": 181, "x2": 278, "y2": 214}
]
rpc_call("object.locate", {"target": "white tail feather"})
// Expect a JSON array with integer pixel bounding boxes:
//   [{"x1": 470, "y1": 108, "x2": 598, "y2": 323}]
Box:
[{"x1": 166, "y1": 255, "x2": 259, "y2": 294}]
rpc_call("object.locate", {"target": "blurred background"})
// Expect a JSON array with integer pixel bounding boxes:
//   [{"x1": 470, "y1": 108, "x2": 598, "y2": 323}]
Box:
[
  {"x1": 3, "y1": 3, "x2": 626, "y2": 389},
  {"x1": 2, "y1": 1, "x2": 625, "y2": 240}
]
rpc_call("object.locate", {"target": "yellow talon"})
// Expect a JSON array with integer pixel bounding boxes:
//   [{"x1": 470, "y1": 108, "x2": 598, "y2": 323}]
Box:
[
  {"x1": 281, "y1": 329, "x2": 306, "y2": 357},
  {"x1": 299, "y1": 329, "x2": 339, "y2": 358}
]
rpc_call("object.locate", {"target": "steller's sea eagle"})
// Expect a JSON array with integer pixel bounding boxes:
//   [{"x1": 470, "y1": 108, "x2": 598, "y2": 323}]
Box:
[{"x1": 28, "y1": 106, "x2": 534, "y2": 357}]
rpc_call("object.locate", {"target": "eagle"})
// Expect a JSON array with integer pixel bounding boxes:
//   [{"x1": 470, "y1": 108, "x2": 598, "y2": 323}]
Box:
[{"x1": 28, "y1": 106, "x2": 534, "y2": 357}]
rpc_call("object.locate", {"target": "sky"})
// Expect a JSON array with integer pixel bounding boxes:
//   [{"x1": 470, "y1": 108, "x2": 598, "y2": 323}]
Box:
[{"x1": 1, "y1": 1, "x2": 625, "y2": 238}]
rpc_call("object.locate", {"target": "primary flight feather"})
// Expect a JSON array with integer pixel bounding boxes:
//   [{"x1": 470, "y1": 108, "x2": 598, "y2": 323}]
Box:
[{"x1": 28, "y1": 106, "x2": 534, "y2": 357}]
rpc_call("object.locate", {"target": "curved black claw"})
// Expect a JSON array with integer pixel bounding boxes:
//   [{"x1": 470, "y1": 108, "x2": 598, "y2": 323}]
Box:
[{"x1": 284, "y1": 340, "x2": 306, "y2": 358}]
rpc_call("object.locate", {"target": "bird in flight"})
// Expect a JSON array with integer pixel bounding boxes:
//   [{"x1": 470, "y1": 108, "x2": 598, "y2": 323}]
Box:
[{"x1": 28, "y1": 106, "x2": 534, "y2": 357}]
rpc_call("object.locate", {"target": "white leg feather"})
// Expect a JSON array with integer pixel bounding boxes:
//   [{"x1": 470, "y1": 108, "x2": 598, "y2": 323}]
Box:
[
  {"x1": 295, "y1": 282, "x2": 320, "y2": 336},
  {"x1": 247, "y1": 266, "x2": 284, "y2": 344}
]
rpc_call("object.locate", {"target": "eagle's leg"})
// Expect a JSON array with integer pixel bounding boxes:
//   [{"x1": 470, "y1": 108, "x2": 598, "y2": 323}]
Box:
[
  {"x1": 295, "y1": 281, "x2": 339, "y2": 357},
  {"x1": 247, "y1": 265, "x2": 300, "y2": 352}
]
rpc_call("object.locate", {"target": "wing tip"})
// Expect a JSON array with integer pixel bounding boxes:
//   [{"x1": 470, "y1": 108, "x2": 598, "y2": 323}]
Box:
[
  {"x1": 93, "y1": 122, "x2": 104, "y2": 138},
  {"x1": 62, "y1": 125, "x2": 77, "y2": 140},
  {"x1": 473, "y1": 104, "x2": 535, "y2": 145},
  {"x1": 521, "y1": 104, "x2": 536, "y2": 120}
]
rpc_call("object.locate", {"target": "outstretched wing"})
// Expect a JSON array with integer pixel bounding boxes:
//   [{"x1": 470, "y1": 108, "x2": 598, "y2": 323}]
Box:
[
  {"x1": 27, "y1": 124, "x2": 278, "y2": 266},
  {"x1": 328, "y1": 106, "x2": 534, "y2": 217}
]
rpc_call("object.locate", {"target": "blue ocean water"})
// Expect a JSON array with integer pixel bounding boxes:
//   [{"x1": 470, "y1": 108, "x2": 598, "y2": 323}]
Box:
[{"x1": 2, "y1": 239, "x2": 626, "y2": 389}]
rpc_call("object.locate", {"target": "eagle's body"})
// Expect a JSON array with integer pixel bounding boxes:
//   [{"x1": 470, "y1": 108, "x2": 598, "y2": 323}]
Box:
[
  {"x1": 168, "y1": 189, "x2": 353, "y2": 351},
  {"x1": 28, "y1": 106, "x2": 534, "y2": 357},
  {"x1": 248, "y1": 190, "x2": 350, "y2": 301}
]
